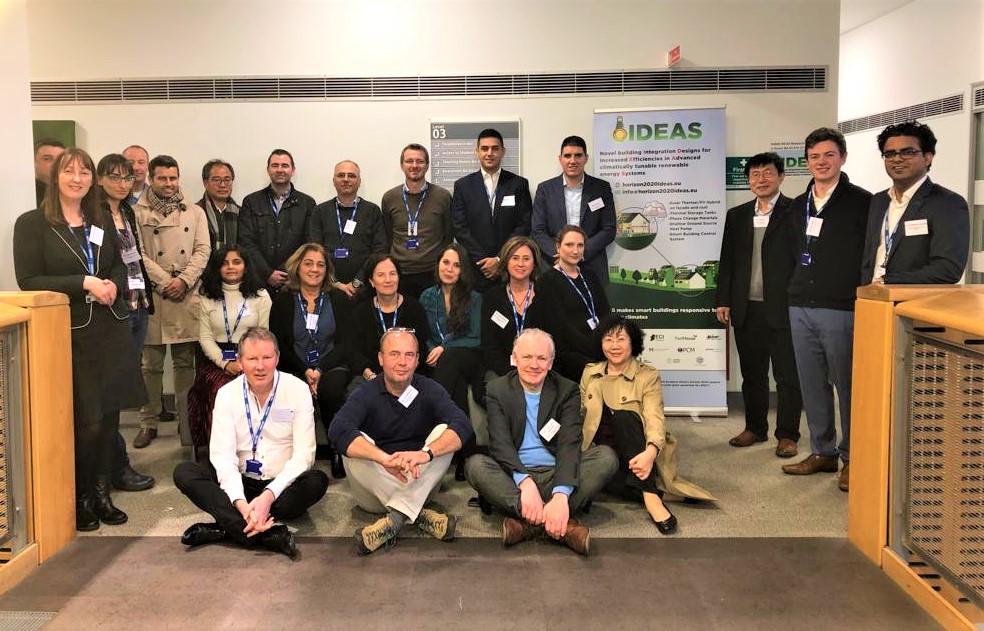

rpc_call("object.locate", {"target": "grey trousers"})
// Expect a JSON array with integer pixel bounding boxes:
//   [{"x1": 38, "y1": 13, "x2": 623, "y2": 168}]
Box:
[
  {"x1": 788, "y1": 306, "x2": 854, "y2": 462},
  {"x1": 464, "y1": 445, "x2": 618, "y2": 517}
]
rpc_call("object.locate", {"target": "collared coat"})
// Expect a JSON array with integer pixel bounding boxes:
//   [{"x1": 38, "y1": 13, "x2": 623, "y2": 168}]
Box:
[
  {"x1": 134, "y1": 189, "x2": 211, "y2": 344},
  {"x1": 580, "y1": 357, "x2": 715, "y2": 501}
]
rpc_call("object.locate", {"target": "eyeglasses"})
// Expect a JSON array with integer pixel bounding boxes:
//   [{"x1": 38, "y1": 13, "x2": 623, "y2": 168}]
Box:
[
  {"x1": 402, "y1": 159, "x2": 427, "y2": 166},
  {"x1": 208, "y1": 177, "x2": 234, "y2": 184},
  {"x1": 386, "y1": 327, "x2": 416, "y2": 333},
  {"x1": 881, "y1": 148, "x2": 923, "y2": 160},
  {"x1": 105, "y1": 174, "x2": 135, "y2": 184}
]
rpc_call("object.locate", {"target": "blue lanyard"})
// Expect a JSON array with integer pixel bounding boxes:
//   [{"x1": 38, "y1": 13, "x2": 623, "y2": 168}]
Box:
[
  {"x1": 802, "y1": 191, "x2": 820, "y2": 245},
  {"x1": 297, "y1": 292, "x2": 326, "y2": 344},
  {"x1": 557, "y1": 268, "x2": 596, "y2": 321},
  {"x1": 881, "y1": 209, "x2": 902, "y2": 267},
  {"x1": 335, "y1": 197, "x2": 359, "y2": 244},
  {"x1": 70, "y1": 224, "x2": 96, "y2": 274},
  {"x1": 506, "y1": 283, "x2": 533, "y2": 333},
  {"x1": 433, "y1": 301, "x2": 448, "y2": 345},
  {"x1": 242, "y1": 373, "x2": 280, "y2": 459},
  {"x1": 375, "y1": 297, "x2": 399, "y2": 332},
  {"x1": 401, "y1": 185, "x2": 428, "y2": 232},
  {"x1": 269, "y1": 191, "x2": 288, "y2": 216},
  {"x1": 222, "y1": 298, "x2": 248, "y2": 342}
]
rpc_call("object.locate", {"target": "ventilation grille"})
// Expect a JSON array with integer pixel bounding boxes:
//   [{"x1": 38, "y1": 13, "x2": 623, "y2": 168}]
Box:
[
  {"x1": 30, "y1": 66, "x2": 827, "y2": 104},
  {"x1": 904, "y1": 336, "x2": 984, "y2": 608},
  {"x1": 839, "y1": 94, "x2": 964, "y2": 134},
  {"x1": 975, "y1": 86, "x2": 984, "y2": 111}
]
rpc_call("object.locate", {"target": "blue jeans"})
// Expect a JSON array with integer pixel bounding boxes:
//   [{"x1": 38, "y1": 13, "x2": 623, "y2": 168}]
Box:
[
  {"x1": 115, "y1": 306, "x2": 149, "y2": 476},
  {"x1": 788, "y1": 306, "x2": 854, "y2": 463}
]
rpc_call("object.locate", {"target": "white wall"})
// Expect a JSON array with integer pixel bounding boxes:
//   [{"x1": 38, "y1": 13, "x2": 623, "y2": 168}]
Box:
[
  {"x1": 0, "y1": 1, "x2": 37, "y2": 290},
  {"x1": 839, "y1": 0, "x2": 983, "y2": 197}
]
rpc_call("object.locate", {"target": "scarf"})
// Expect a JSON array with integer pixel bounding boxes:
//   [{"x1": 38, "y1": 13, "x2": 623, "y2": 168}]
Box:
[{"x1": 147, "y1": 186, "x2": 185, "y2": 217}]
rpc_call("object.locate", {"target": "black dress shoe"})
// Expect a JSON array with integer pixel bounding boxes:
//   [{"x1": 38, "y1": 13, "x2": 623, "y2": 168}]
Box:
[
  {"x1": 113, "y1": 464, "x2": 156, "y2": 492},
  {"x1": 181, "y1": 522, "x2": 228, "y2": 547},
  {"x1": 454, "y1": 458, "x2": 466, "y2": 482},
  {"x1": 92, "y1": 479, "x2": 128, "y2": 525},
  {"x1": 76, "y1": 497, "x2": 99, "y2": 532},
  {"x1": 331, "y1": 452, "x2": 346, "y2": 480},
  {"x1": 259, "y1": 524, "x2": 298, "y2": 559},
  {"x1": 653, "y1": 511, "x2": 678, "y2": 535}
]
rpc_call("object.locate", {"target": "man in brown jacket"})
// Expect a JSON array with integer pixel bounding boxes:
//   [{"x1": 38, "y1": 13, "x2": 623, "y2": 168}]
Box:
[{"x1": 133, "y1": 155, "x2": 211, "y2": 448}]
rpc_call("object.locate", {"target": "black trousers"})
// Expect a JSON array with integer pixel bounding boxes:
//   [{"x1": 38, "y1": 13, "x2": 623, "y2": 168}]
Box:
[
  {"x1": 173, "y1": 461, "x2": 329, "y2": 544},
  {"x1": 315, "y1": 366, "x2": 350, "y2": 438},
  {"x1": 76, "y1": 410, "x2": 121, "y2": 495},
  {"x1": 733, "y1": 301, "x2": 802, "y2": 441},
  {"x1": 431, "y1": 347, "x2": 484, "y2": 458},
  {"x1": 602, "y1": 411, "x2": 661, "y2": 500}
]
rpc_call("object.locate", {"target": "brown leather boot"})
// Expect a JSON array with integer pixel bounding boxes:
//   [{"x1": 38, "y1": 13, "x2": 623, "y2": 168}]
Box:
[
  {"x1": 502, "y1": 516, "x2": 543, "y2": 547},
  {"x1": 561, "y1": 518, "x2": 590, "y2": 556}
]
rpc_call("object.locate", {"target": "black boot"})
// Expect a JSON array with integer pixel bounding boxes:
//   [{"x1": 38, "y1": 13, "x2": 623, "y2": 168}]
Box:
[
  {"x1": 93, "y1": 477, "x2": 128, "y2": 525},
  {"x1": 331, "y1": 450, "x2": 346, "y2": 480},
  {"x1": 76, "y1": 494, "x2": 99, "y2": 532},
  {"x1": 258, "y1": 524, "x2": 298, "y2": 559}
]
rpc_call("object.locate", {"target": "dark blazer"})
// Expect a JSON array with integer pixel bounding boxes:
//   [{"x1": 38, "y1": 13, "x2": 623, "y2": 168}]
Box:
[
  {"x1": 715, "y1": 194, "x2": 797, "y2": 329},
  {"x1": 120, "y1": 199, "x2": 155, "y2": 315},
  {"x1": 485, "y1": 371, "x2": 583, "y2": 489},
  {"x1": 451, "y1": 169, "x2": 532, "y2": 265},
  {"x1": 860, "y1": 178, "x2": 969, "y2": 285},
  {"x1": 307, "y1": 197, "x2": 387, "y2": 284},
  {"x1": 269, "y1": 289, "x2": 351, "y2": 377},
  {"x1": 480, "y1": 283, "x2": 546, "y2": 377},
  {"x1": 238, "y1": 184, "x2": 316, "y2": 282},
  {"x1": 347, "y1": 294, "x2": 430, "y2": 376},
  {"x1": 14, "y1": 208, "x2": 129, "y2": 328},
  {"x1": 536, "y1": 267, "x2": 610, "y2": 380},
  {"x1": 531, "y1": 174, "x2": 616, "y2": 284},
  {"x1": 196, "y1": 195, "x2": 240, "y2": 250}
]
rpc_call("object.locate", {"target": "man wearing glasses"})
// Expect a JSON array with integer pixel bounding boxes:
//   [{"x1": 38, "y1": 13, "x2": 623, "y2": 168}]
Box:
[
  {"x1": 329, "y1": 328, "x2": 472, "y2": 555},
  {"x1": 380, "y1": 144, "x2": 453, "y2": 299},
  {"x1": 197, "y1": 159, "x2": 240, "y2": 249},
  {"x1": 860, "y1": 121, "x2": 969, "y2": 286}
]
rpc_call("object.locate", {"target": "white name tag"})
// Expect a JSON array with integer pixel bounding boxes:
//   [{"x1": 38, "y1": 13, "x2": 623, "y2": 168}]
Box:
[
  {"x1": 271, "y1": 408, "x2": 294, "y2": 423},
  {"x1": 397, "y1": 385, "x2": 418, "y2": 408},
  {"x1": 127, "y1": 275, "x2": 146, "y2": 290},
  {"x1": 904, "y1": 218, "x2": 929, "y2": 236},
  {"x1": 120, "y1": 246, "x2": 142, "y2": 265},
  {"x1": 491, "y1": 310, "x2": 509, "y2": 329},
  {"x1": 305, "y1": 314, "x2": 319, "y2": 330},
  {"x1": 586, "y1": 316, "x2": 599, "y2": 330},
  {"x1": 539, "y1": 418, "x2": 561, "y2": 442},
  {"x1": 501, "y1": 195, "x2": 516, "y2": 207},
  {"x1": 806, "y1": 216, "x2": 823, "y2": 237},
  {"x1": 753, "y1": 215, "x2": 770, "y2": 228},
  {"x1": 88, "y1": 225, "x2": 105, "y2": 246},
  {"x1": 588, "y1": 197, "x2": 604, "y2": 212},
  {"x1": 343, "y1": 220, "x2": 357, "y2": 235}
]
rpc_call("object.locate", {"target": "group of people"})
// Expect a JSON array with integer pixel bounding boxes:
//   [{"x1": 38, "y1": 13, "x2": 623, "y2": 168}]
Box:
[
  {"x1": 16, "y1": 117, "x2": 968, "y2": 558},
  {"x1": 716, "y1": 122, "x2": 969, "y2": 493}
]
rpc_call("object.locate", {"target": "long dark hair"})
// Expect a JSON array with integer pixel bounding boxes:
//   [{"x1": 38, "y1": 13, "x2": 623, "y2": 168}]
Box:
[
  {"x1": 433, "y1": 243, "x2": 474, "y2": 336},
  {"x1": 41, "y1": 148, "x2": 104, "y2": 229},
  {"x1": 199, "y1": 245, "x2": 263, "y2": 300},
  {"x1": 95, "y1": 153, "x2": 134, "y2": 211}
]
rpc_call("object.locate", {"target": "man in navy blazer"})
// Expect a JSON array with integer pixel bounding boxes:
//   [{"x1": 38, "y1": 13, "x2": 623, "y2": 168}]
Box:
[
  {"x1": 532, "y1": 136, "x2": 616, "y2": 284},
  {"x1": 861, "y1": 121, "x2": 969, "y2": 286},
  {"x1": 450, "y1": 128, "x2": 532, "y2": 290}
]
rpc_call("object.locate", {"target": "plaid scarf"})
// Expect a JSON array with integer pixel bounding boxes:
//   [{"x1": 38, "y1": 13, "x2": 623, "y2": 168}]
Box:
[{"x1": 146, "y1": 187, "x2": 185, "y2": 217}]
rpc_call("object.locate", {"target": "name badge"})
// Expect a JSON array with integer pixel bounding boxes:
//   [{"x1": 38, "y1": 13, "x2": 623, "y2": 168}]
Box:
[
  {"x1": 408, "y1": 222, "x2": 418, "y2": 237},
  {"x1": 334, "y1": 247, "x2": 350, "y2": 259},
  {"x1": 88, "y1": 225, "x2": 105, "y2": 246},
  {"x1": 501, "y1": 195, "x2": 516, "y2": 207},
  {"x1": 271, "y1": 408, "x2": 293, "y2": 423},
  {"x1": 127, "y1": 275, "x2": 146, "y2": 290},
  {"x1": 904, "y1": 219, "x2": 929, "y2": 236},
  {"x1": 305, "y1": 313, "x2": 319, "y2": 330},
  {"x1": 397, "y1": 384, "x2": 419, "y2": 408},
  {"x1": 588, "y1": 197, "x2": 604, "y2": 212},
  {"x1": 753, "y1": 215, "x2": 770, "y2": 228},
  {"x1": 586, "y1": 316, "x2": 599, "y2": 330},
  {"x1": 343, "y1": 219, "x2": 357, "y2": 235},
  {"x1": 245, "y1": 459, "x2": 263, "y2": 475},
  {"x1": 490, "y1": 310, "x2": 509, "y2": 329},
  {"x1": 800, "y1": 252, "x2": 813, "y2": 266},
  {"x1": 221, "y1": 349, "x2": 237, "y2": 361},
  {"x1": 406, "y1": 238, "x2": 419, "y2": 250},
  {"x1": 540, "y1": 418, "x2": 561, "y2": 442},
  {"x1": 306, "y1": 349, "x2": 320, "y2": 364},
  {"x1": 121, "y1": 246, "x2": 142, "y2": 265},
  {"x1": 806, "y1": 216, "x2": 823, "y2": 237}
]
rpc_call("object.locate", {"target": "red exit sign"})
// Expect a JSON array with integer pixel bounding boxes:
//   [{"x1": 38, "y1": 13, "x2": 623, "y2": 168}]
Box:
[{"x1": 667, "y1": 45, "x2": 681, "y2": 67}]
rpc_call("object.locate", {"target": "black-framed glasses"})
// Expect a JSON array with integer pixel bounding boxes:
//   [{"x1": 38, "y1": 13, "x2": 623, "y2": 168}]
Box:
[
  {"x1": 105, "y1": 174, "x2": 135, "y2": 184},
  {"x1": 208, "y1": 177, "x2": 234, "y2": 184},
  {"x1": 881, "y1": 148, "x2": 923, "y2": 160}
]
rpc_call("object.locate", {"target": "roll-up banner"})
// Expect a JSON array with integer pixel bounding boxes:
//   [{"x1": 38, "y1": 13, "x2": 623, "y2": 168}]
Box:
[{"x1": 593, "y1": 107, "x2": 727, "y2": 415}]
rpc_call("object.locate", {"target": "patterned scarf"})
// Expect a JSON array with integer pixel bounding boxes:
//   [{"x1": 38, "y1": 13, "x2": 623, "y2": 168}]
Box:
[{"x1": 146, "y1": 186, "x2": 185, "y2": 217}]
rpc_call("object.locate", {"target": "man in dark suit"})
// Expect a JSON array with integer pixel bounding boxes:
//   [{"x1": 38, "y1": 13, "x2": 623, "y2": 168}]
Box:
[
  {"x1": 451, "y1": 128, "x2": 532, "y2": 290},
  {"x1": 532, "y1": 136, "x2": 616, "y2": 284},
  {"x1": 465, "y1": 328, "x2": 616, "y2": 555},
  {"x1": 716, "y1": 153, "x2": 802, "y2": 458},
  {"x1": 861, "y1": 121, "x2": 969, "y2": 286}
]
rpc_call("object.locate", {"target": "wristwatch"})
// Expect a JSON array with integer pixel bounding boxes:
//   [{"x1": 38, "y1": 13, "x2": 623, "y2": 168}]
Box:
[
  {"x1": 421, "y1": 446, "x2": 434, "y2": 462},
  {"x1": 352, "y1": 278, "x2": 364, "y2": 289}
]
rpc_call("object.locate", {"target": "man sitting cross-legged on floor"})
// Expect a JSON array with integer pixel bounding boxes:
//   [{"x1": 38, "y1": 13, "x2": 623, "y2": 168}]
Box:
[
  {"x1": 465, "y1": 328, "x2": 617, "y2": 555},
  {"x1": 328, "y1": 327, "x2": 473, "y2": 555},
  {"x1": 173, "y1": 327, "x2": 329, "y2": 559}
]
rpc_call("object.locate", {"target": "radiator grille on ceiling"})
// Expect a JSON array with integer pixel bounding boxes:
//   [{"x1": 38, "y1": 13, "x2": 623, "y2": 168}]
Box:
[
  {"x1": 30, "y1": 66, "x2": 827, "y2": 104},
  {"x1": 839, "y1": 94, "x2": 964, "y2": 134},
  {"x1": 905, "y1": 335, "x2": 984, "y2": 608}
]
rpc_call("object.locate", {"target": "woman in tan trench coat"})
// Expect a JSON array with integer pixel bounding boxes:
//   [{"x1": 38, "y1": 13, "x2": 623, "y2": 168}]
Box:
[{"x1": 580, "y1": 315, "x2": 715, "y2": 535}]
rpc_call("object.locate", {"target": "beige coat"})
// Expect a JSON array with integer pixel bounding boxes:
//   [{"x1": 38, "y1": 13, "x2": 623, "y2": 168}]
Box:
[
  {"x1": 135, "y1": 190, "x2": 211, "y2": 344},
  {"x1": 580, "y1": 357, "x2": 716, "y2": 501}
]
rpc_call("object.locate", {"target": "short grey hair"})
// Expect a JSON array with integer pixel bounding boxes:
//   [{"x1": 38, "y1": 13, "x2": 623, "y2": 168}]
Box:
[
  {"x1": 237, "y1": 327, "x2": 280, "y2": 356},
  {"x1": 512, "y1": 328, "x2": 555, "y2": 358}
]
